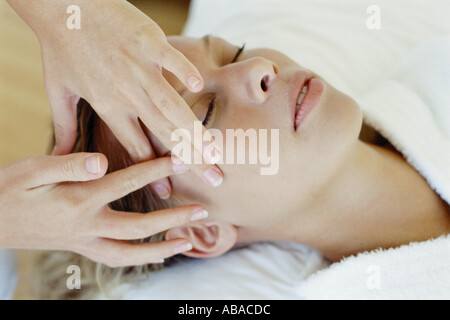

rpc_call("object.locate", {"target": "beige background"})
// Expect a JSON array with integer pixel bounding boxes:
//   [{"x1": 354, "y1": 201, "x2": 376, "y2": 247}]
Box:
[{"x1": 0, "y1": 0, "x2": 190, "y2": 299}]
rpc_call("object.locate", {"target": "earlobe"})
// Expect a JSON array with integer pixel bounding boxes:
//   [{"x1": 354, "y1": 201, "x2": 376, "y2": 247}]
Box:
[{"x1": 165, "y1": 221, "x2": 238, "y2": 258}]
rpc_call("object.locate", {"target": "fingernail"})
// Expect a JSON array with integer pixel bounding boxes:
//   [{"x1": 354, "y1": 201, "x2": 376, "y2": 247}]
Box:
[
  {"x1": 86, "y1": 155, "x2": 101, "y2": 174},
  {"x1": 191, "y1": 208, "x2": 209, "y2": 222},
  {"x1": 188, "y1": 75, "x2": 202, "y2": 92},
  {"x1": 149, "y1": 258, "x2": 165, "y2": 264},
  {"x1": 171, "y1": 154, "x2": 184, "y2": 165},
  {"x1": 204, "y1": 168, "x2": 223, "y2": 187},
  {"x1": 173, "y1": 162, "x2": 189, "y2": 173},
  {"x1": 174, "y1": 242, "x2": 193, "y2": 254},
  {"x1": 153, "y1": 184, "x2": 171, "y2": 200},
  {"x1": 203, "y1": 143, "x2": 222, "y2": 165}
]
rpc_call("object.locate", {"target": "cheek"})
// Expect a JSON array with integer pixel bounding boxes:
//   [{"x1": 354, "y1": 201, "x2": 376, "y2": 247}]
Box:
[
  {"x1": 284, "y1": 87, "x2": 362, "y2": 189},
  {"x1": 171, "y1": 161, "x2": 273, "y2": 225},
  {"x1": 319, "y1": 88, "x2": 363, "y2": 153}
]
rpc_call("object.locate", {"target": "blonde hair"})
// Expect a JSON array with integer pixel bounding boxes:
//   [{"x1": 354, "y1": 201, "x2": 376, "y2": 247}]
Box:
[{"x1": 34, "y1": 99, "x2": 170, "y2": 299}]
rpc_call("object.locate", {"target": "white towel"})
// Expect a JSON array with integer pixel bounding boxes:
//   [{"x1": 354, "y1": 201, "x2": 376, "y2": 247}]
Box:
[
  {"x1": 358, "y1": 36, "x2": 450, "y2": 204},
  {"x1": 296, "y1": 36, "x2": 450, "y2": 300},
  {"x1": 297, "y1": 235, "x2": 450, "y2": 300}
]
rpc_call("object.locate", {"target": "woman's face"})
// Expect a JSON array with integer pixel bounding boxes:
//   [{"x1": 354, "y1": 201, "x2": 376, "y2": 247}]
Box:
[{"x1": 149, "y1": 36, "x2": 363, "y2": 229}]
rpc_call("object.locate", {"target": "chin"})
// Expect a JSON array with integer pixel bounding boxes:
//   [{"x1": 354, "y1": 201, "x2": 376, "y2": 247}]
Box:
[
  {"x1": 291, "y1": 87, "x2": 362, "y2": 183},
  {"x1": 325, "y1": 85, "x2": 362, "y2": 145}
]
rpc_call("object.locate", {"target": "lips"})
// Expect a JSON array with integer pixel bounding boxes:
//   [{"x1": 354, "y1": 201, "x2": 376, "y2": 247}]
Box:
[
  {"x1": 292, "y1": 78, "x2": 324, "y2": 131},
  {"x1": 295, "y1": 82, "x2": 309, "y2": 117}
]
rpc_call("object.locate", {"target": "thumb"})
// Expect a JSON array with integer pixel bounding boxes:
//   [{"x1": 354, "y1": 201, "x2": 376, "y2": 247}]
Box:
[
  {"x1": 27, "y1": 153, "x2": 108, "y2": 189},
  {"x1": 46, "y1": 82, "x2": 80, "y2": 156}
]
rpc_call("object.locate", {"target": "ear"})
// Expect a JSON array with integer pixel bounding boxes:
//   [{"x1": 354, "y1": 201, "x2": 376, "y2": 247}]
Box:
[{"x1": 165, "y1": 221, "x2": 238, "y2": 258}]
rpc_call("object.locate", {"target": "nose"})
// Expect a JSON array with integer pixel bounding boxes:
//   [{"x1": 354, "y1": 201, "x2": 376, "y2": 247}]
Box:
[{"x1": 221, "y1": 57, "x2": 278, "y2": 104}]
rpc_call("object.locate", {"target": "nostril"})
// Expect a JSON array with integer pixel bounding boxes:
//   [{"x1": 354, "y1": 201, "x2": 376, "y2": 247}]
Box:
[
  {"x1": 273, "y1": 64, "x2": 279, "y2": 74},
  {"x1": 261, "y1": 75, "x2": 269, "y2": 92},
  {"x1": 261, "y1": 79, "x2": 267, "y2": 92}
]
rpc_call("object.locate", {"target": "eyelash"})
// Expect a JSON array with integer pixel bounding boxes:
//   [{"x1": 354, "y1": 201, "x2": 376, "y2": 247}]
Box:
[{"x1": 202, "y1": 44, "x2": 246, "y2": 126}]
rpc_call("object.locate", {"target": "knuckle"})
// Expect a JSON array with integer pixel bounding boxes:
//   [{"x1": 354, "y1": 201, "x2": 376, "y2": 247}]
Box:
[
  {"x1": 157, "y1": 96, "x2": 171, "y2": 110},
  {"x1": 20, "y1": 155, "x2": 42, "y2": 170},
  {"x1": 61, "y1": 188, "x2": 86, "y2": 210},
  {"x1": 121, "y1": 174, "x2": 141, "y2": 194},
  {"x1": 155, "y1": 125, "x2": 174, "y2": 140},
  {"x1": 11, "y1": 156, "x2": 44, "y2": 183},
  {"x1": 134, "y1": 221, "x2": 155, "y2": 239},
  {"x1": 92, "y1": 103, "x2": 110, "y2": 119},
  {"x1": 154, "y1": 163, "x2": 168, "y2": 180},
  {"x1": 132, "y1": 24, "x2": 165, "y2": 53},
  {"x1": 127, "y1": 143, "x2": 152, "y2": 163},
  {"x1": 156, "y1": 47, "x2": 168, "y2": 64},
  {"x1": 60, "y1": 158, "x2": 79, "y2": 179},
  {"x1": 88, "y1": 98, "x2": 111, "y2": 118}
]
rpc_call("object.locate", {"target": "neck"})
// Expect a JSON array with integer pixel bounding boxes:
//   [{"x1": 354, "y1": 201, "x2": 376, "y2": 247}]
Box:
[{"x1": 239, "y1": 140, "x2": 450, "y2": 261}]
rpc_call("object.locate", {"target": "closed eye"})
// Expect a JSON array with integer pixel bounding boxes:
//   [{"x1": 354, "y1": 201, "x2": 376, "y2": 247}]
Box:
[
  {"x1": 231, "y1": 44, "x2": 246, "y2": 64},
  {"x1": 202, "y1": 97, "x2": 216, "y2": 126}
]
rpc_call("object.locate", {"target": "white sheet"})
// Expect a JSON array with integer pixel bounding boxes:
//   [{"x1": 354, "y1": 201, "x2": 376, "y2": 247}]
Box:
[{"x1": 110, "y1": 242, "x2": 327, "y2": 300}]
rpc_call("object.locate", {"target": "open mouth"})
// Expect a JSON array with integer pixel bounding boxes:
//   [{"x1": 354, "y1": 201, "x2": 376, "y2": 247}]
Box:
[
  {"x1": 294, "y1": 78, "x2": 323, "y2": 131},
  {"x1": 295, "y1": 81, "x2": 309, "y2": 119}
]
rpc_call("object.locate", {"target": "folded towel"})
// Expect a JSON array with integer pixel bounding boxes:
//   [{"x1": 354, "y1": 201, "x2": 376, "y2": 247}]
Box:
[
  {"x1": 296, "y1": 36, "x2": 450, "y2": 300},
  {"x1": 297, "y1": 235, "x2": 450, "y2": 300},
  {"x1": 358, "y1": 36, "x2": 450, "y2": 204}
]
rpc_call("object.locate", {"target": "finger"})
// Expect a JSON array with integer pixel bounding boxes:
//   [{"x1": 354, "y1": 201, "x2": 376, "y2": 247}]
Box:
[
  {"x1": 82, "y1": 238, "x2": 193, "y2": 268},
  {"x1": 150, "y1": 179, "x2": 172, "y2": 200},
  {"x1": 136, "y1": 73, "x2": 224, "y2": 187},
  {"x1": 138, "y1": 123, "x2": 173, "y2": 200},
  {"x1": 100, "y1": 111, "x2": 153, "y2": 163},
  {"x1": 95, "y1": 205, "x2": 208, "y2": 240},
  {"x1": 46, "y1": 84, "x2": 80, "y2": 156},
  {"x1": 96, "y1": 98, "x2": 172, "y2": 199},
  {"x1": 139, "y1": 108, "x2": 224, "y2": 188},
  {"x1": 134, "y1": 54, "x2": 221, "y2": 165},
  {"x1": 134, "y1": 111, "x2": 173, "y2": 200},
  {"x1": 24, "y1": 153, "x2": 108, "y2": 189},
  {"x1": 84, "y1": 157, "x2": 189, "y2": 204},
  {"x1": 155, "y1": 42, "x2": 204, "y2": 93}
]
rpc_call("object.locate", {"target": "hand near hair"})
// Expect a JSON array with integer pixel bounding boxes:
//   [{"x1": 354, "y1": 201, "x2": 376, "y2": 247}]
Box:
[
  {"x1": 0, "y1": 154, "x2": 206, "y2": 267},
  {"x1": 6, "y1": 0, "x2": 223, "y2": 199}
]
